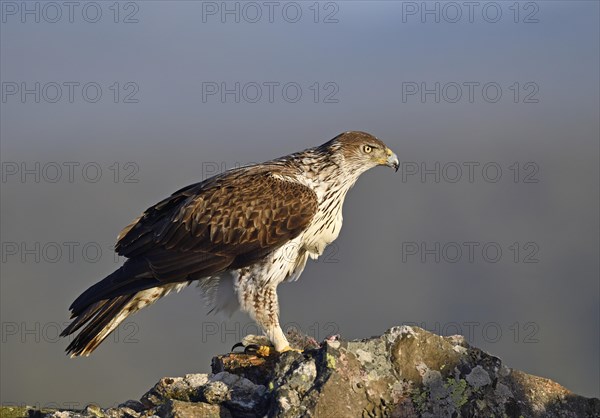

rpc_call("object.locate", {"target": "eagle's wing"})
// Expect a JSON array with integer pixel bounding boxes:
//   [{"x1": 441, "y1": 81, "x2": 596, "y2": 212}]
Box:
[
  {"x1": 71, "y1": 166, "x2": 318, "y2": 311},
  {"x1": 117, "y1": 166, "x2": 317, "y2": 260}
]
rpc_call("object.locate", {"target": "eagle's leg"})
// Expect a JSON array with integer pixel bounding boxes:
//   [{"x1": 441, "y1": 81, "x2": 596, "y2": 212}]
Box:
[{"x1": 236, "y1": 278, "x2": 291, "y2": 353}]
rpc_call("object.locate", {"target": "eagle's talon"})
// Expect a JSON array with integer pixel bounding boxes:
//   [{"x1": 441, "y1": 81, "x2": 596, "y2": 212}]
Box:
[
  {"x1": 242, "y1": 343, "x2": 259, "y2": 355},
  {"x1": 256, "y1": 345, "x2": 273, "y2": 357},
  {"x1": 241, "y1": 344, "x2": 273, "y2": 356},
  {"x1": 231, "y1": 335, "x2": 276, "y2": 356},
  {"x1": 231, "y1": 342, "x2": 246, "y2": 352}
]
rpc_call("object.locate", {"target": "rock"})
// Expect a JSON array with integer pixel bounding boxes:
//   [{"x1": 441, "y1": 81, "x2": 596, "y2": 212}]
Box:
[
  {"x1": 18, "y1": 326, "x2": 600, "y2": 418},
  {"x1": 211, "y1": 351, "x2": 279, "y2": 386},
  {"x1": 465, "y1": 365, "x2": 492, "y2": 389},
  {"x1": 82, "y1": 404, "x2": 103, "y2": 417},
  {"x1": 117, "y1": 400, "x2": 144, "y2": 413},
  {"x1": 200, "y1": 372, "x2": 268, "y2": 416},
  {"x1": 140, "y1": 373, "x2": 209, "y2": 408},
  {"x1": 0, "y1": 406, "x2": 47, "y2": 418},
  {"x1": 157, "y1": 399, "x2": 230, "y2": 418}
]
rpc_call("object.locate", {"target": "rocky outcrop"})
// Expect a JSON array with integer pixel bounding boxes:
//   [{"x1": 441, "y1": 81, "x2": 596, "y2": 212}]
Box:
[{"x1": 10, "y1": 326, "x2": 600, "y2": 418}]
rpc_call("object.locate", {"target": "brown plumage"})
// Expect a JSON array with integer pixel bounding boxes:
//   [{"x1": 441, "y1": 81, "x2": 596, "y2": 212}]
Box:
[{"x1": 61, "y1": 131, "x2": 398, "y2": 356}]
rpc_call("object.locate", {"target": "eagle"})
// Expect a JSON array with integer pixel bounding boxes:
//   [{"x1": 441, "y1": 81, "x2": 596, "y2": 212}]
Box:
[{"x1": 61, "y1": 131, "x2": 398, "y2": 356}]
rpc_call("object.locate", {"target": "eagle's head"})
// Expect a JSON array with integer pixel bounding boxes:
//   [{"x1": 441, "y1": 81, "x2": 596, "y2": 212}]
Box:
[{"x1": 328, "y1": 131, "x2": 399, "y2": 173}]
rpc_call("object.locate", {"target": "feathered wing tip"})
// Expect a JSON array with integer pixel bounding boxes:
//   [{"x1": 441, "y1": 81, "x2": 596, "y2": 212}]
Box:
[{"x1": 61, "y1": 295, "x2": 135, "y2": 357}]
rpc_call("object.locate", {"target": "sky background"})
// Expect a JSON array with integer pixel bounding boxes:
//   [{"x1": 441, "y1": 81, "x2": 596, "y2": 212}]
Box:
[{"x1": 1, "y1": 0, "x2": 599, "y2": 408}]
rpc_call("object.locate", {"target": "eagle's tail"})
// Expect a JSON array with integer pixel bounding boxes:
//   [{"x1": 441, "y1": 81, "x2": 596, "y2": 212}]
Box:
[
  {"x1": 61, "y1": 261, "x2": 189, "y2": 357},
  {"x1": 61, "y1": 294, "x2": 136, "y2": 356}
]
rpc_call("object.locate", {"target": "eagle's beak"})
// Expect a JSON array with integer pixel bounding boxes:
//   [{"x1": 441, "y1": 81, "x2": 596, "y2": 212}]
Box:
[{"x1": 385, "y1": 148, "x2": 399, "y2": 172}]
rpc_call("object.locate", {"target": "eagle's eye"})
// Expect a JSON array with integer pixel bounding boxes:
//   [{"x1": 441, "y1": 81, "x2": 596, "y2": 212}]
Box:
[{"x1": 363, "y1": 145, "x2": 373, "y2": 154}]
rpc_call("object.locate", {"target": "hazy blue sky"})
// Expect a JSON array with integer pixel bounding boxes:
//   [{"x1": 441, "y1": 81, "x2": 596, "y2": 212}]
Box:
[{"x1": 1, "y1": 0, "x2": 598, "y2": 408}]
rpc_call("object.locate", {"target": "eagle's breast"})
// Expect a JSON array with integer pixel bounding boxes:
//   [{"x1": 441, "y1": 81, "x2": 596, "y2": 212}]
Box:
[
  {"x1": 303, "y1": 211, "x2": 343, "y2": 259},
  {"x1": 297, "y1": 175, "x2": 351, "y2": 259},
  {"x1": 268, "y1": 153, "x2": 356, "y2": 262}
]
